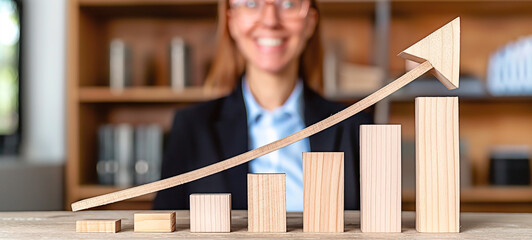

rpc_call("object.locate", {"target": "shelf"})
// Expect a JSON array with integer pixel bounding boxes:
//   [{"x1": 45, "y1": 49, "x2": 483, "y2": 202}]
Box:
[
  {"x1": 391, "y1": 96, "x2": 532, "y2": 103},
  {"x1": 78, "y1": 185, "x2": 155, "y2": 202},
  {"x1": 79, "y1": 0, "x2": 376, "y2": 6},
  {"x1": 79, "y1": 0, "x2": 218, "y2": 6},
  {"x1": 78, "y1": 0, "x2": 218, "y2": 18},
  {"x1": 77, "y1": 0, "x2": 378, "y2": 18},
  {"x1": 390, "y1": 0, "x2": 532, "y2": 15},
  {"x1": 403, "y1": 187, "x2": 532, "y2": 203},
  {"x1": 326, "y1": 76, "x2": 532, "y2": 103},
  {"x1": 78, "y1": 87, "x2": 228, "y2": 103},
  {"x1": 328, "y1": 93, "x2": 532, "y2": 103}
]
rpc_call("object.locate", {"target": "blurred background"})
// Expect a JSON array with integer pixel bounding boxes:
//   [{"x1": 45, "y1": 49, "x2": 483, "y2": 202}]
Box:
[{"x1": 0, "y1": 0, "x2": 531, "y2": 212}]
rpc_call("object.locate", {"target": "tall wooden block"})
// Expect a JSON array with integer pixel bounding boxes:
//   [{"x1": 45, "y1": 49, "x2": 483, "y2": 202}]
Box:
[
  {"x1": 190, "y1": 193, "x2": 231, "y2": 233},
  {"x1": 247, "y1": 173, "x2": 286, "y2": 232},
  {"x1": 303, "y1": 152, "x2": 344, "y2": 232},
  {"x1": 416, "y1": 97, "x2": 460, "y2": 232},
  {"x1": 360, "y1": 125, "x2": 402, "y2": 232},
  {"x1": 76, "y1": 219, "x2": 121, "y2": 233},
  {"x1": 134, "y1": 212, "x2": 176, "y2": 232}
]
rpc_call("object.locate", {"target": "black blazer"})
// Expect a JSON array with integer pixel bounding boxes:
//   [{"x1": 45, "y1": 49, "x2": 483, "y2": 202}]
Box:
[{"x1": 153, "y1": 82, "x2": 373, "y2": 210}]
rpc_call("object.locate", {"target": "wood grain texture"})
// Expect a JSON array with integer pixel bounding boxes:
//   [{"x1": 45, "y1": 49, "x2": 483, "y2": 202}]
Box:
[
  {"x1": 247, "y1": 174, "x2": 286, "y2": 233},
  {"x1": 134, "y1": 212, "x2": 176, "y2": 232},
  {"x1": 71, "y1": 61, "x2": 433, "y2": 211},
  {"x1": 398, "y1": 17, "x2": 460, "y2": 89},
  {"x1": 189, "y1": 194, "x2": 231, "y2": 233},
  {"x1": 303, "y1": 152, "x2": 344, "y2": 232},
  {"x1": 76, "y1": 219, "x2": 121, "y2": 233},
  {"x1": 3, "y1": 211, "x2": 532, "y2": 239},
  {"x1": 416, "y1": 97, "x2": 460, "y2": 233},
  {"x1": 360, "y1": 125, "x2": 402, "y2": 233}
]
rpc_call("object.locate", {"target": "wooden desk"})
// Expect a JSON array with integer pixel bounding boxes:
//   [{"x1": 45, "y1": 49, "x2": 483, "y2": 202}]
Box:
[{"x1": 1, "y1": 210, "x2": 531, "y2": 239}]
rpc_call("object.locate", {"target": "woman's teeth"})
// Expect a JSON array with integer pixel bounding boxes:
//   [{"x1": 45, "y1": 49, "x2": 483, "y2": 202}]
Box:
[{"x1": 257, "y1": 38, "x2": 283, "y2": 47}]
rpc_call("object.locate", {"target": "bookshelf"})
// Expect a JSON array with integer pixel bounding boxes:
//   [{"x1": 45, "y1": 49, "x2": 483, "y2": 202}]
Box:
[
  {"x1": 66, "y1": 0, "x2": 532, "y2": 211},
  {"x1": 66, "y1": 0, "x2": 376, "y2": 210}
]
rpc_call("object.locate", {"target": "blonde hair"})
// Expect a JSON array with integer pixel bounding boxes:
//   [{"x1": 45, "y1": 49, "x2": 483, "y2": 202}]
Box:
[{"x1": 204, "y1": 0, "x2": 324, "y2": 94}]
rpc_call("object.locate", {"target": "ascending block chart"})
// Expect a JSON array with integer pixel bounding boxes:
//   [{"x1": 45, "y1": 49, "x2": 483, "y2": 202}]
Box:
[
  {"x1": 303, "y1": 152, "x2": 344, "y2": 233},
  {"x1": 189, "y1": 193, "x2": 232, "y2": 233},
  {"x1": 360, "y1": 125, "x2": 402, "y2": 233},
  {"x1": 416, "y1": 97, "x2": 460, "y2": 232},
  {"x1": 248, "y1": 173, "x2": 286, "y2": 232}
]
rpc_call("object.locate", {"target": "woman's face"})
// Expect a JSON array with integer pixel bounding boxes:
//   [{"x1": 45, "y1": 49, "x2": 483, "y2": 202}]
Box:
[{"x1": 228, "y1": 0, "x2": 317, "y2": 74}]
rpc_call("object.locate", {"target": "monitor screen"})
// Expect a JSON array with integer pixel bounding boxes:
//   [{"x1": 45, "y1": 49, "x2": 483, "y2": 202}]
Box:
[{"x1": 0, "y1": 0, "x2": 20, "y2": 154}]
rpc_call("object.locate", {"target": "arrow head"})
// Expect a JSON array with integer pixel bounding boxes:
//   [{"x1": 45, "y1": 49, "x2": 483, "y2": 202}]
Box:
[{"x1": 398, "y1": 17, "x2": 460, "y2": 89}]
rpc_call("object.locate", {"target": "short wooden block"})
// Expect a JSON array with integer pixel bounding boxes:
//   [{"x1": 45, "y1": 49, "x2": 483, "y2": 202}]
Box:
[
  {"x1": 416, "y1": 97, "x2": 460, "y2": 233},
  {"x1": 190, "y1": 193, "x2": 231, "y2": 233},
  {"x1": 248, "y1": 173, "x2": 286, "y2": 232},
  {"x1": 134, "y1": 212, "x2": 176, "y2": 232},
  {"x1": 360, "y1": 125, "x2": 401, "y2": 232},
  {"x1": 303, "y1": 152, "x2": 344, "y2": 232},
  {"x1": 76, "y1": 219, "x2": 121, "y2": 233}
]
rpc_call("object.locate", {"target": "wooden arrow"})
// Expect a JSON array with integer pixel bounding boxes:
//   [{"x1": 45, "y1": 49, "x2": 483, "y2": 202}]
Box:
[{"x1": 71, "y1": 17, "x2": 460, "y2": 211}]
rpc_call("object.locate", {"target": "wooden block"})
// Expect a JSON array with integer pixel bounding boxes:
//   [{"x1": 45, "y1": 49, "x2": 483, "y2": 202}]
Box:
[
  {"x1": 303, "y1": 152, "x2": 344, "y2": 232},
  {"x1": 134, "y1": 212, "x2": 176, "y2": 232},
  {"x1": 360, "y1": 125, "x2": 401, "y2": 233},
  {"x1": 190, "y1": 194, "x2": 231, "y2": 233},
  {"x1": 416, "y1": 97, "x2": 460, "y2": 233},
  {"x1": 247, "y1": 174, "x2": 286, "y2": 232},
  {"x1": 76, "y1": 219, "x2": 121, "y2": 233}
]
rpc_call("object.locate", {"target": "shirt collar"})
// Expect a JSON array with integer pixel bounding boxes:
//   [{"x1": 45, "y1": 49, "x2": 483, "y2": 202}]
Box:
[{"x1": 242, "y1": 77, "x2": 304, "y2": 126}]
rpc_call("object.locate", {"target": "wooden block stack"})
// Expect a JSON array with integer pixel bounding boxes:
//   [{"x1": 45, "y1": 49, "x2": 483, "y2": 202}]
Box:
[
  {"x1": 76, "y1": 219, "x2": 121, "y2": 233},
  {"x1": 303, "y1": 152, "x2": 344, "y2": 232},
  {"x1": 416, "y1": 97, "x2": 460, "y2": 232},
  {"x1": 247, "y1": 173, "x2": 286, "y2": 232},
  {"x1": 360, "y1": 125, "x2": 402, "y2": 232},
  {"x1": 190, "y1": 193, "x2": 232, "y2": 233},
  {"x1": 134, "y1": 212, "x2": 176, "y2": 232}
]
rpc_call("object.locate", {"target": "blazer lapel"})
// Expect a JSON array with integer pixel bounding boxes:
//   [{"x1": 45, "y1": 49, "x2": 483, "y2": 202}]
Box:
[
  {"x1": 303, "y1": 85, "x2": 341, "y2": 152},
  {"x1": 214, "y1": 85, "x2": 248, "y2": 160},
  {"x1": 213, "y1": 82, "x2": 249, "y2": 208}
]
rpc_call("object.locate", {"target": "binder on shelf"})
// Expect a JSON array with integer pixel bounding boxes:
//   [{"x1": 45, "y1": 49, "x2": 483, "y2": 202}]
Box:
[
  {"x1": 489, "y1": 145, "x2": 531, "y2": 185},
  {"x1": 170, "y1": 37, "x2": 189, "y2": 91},
  {"x1": 96, "y1": 125, "x2": 117, "y2": 185},
  {"x1": 134, "y1": 125, "x2": 148, "y2": 185},
  {"x1": 109, "y1": 39, "x2": 131, "y2": 93},
  {"x1": 134, "y1": 124, "x2": 163, "y2": 185},
  {"x1": 115, "y1": 124, "x2": 134, "y2": 187},
  {"x1": 146, "y1": 124, "x2": 163, "y2": 183}
]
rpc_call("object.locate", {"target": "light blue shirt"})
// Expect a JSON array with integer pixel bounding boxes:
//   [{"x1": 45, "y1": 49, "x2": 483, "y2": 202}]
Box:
[{"x1": 242, "y1": 78, "x2": 310, "y2": 212}]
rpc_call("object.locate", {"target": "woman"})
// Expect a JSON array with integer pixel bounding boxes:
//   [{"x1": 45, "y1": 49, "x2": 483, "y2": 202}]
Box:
[{"x1": 153, "y1": 0, "x2": 372, "y2": 211}]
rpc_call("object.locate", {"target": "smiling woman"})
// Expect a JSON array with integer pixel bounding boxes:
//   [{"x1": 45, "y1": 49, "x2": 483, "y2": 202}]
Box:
[
  {"x1": 205, "y1": 0, "x2": 322, "y2": 94},
  {"x1": 0, "y1": 0, "x2": 21, "y2": 156},
  {"x1": 153, "y1": 0, "x2": 372, "y2": 211}
]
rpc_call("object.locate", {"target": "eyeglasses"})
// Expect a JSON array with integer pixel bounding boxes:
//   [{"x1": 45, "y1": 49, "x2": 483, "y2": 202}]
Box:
[{"x1": 229, "y1": 0, "x2": 310, "y2": 20}]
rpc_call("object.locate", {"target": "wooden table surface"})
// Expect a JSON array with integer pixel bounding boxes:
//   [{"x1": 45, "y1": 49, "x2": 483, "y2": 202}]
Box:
[{"x1": 0, "y1": 210, "x2": 531, "y2": 239}]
